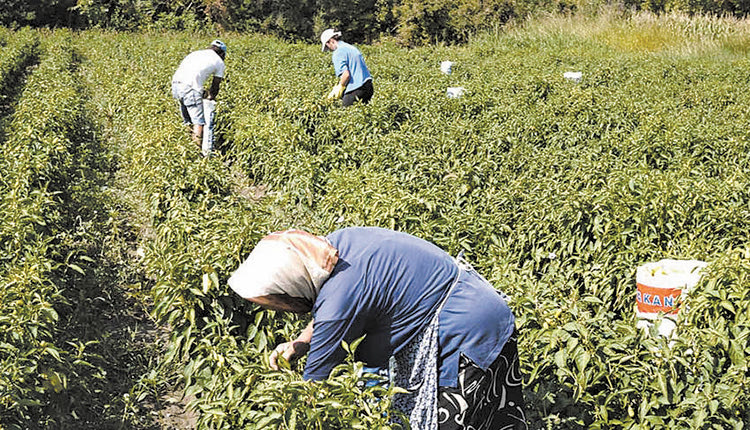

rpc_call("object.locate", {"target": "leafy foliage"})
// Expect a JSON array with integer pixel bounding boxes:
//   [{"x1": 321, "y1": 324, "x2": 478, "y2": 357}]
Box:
[
  {"x1": 1, "y1": 12, "x2": 750, "y2": 429},
  {"x1": 0, "y1": 31, "x2": 111, "y2": 427},
  {"x1": 6, "y1": 0, "x2": 750, "y2": 47},
  {"x1": 0, "y1": 0, "x2": 77, "y2": 28}
]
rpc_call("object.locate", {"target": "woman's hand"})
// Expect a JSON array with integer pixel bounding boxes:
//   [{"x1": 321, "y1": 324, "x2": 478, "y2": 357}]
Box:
[
  {"x1": 269, "y1": 340, "x2": 310, "y2": 370},
  {"x1": 269, "y1": 319, "x2": 314, "y2": 370}
]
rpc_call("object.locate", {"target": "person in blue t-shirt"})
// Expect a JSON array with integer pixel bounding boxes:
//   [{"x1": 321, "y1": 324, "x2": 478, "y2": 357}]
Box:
[
  {"x1": 228, "y1": 227, "x2": 527, "y2": 430},
  {"x1": 320, "y1": 29, "x2": 374, "y2": 107}
]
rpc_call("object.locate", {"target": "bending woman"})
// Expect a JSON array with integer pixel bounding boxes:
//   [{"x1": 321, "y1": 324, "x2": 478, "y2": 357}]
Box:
[{"x1": 228, "y1": 227, "x2": 527, "y2": 430}]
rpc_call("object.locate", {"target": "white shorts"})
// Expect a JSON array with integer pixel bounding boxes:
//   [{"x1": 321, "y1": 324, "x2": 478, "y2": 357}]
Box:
[{"x1": 171, "y1": 81, "x2": 205, "y2": 125}]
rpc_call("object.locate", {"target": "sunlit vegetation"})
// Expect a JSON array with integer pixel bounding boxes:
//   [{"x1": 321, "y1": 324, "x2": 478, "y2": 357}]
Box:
[{"x1": 1, "y1": 11, "x2": 749, "y2": 429}]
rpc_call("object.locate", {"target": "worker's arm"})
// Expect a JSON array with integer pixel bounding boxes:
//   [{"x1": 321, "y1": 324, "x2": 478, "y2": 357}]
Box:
[
  {"x1": 338, "y1": 69, "x2": 350, "y2": 88},
  {"x1": 269, "y1": 319, "x2": 313, "y2": 370},
  {"x1": 207, "y1": 76, "x2": 222, "y2": 100}
]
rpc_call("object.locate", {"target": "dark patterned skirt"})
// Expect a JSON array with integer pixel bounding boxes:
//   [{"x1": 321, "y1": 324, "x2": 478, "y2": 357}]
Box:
[{"x1": 437, "y1": 331, "x2": 527, "y2": 430}]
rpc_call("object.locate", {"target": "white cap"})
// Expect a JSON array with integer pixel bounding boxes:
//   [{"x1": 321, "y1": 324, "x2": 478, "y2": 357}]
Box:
[
  {"x1": 211, "y1": 39, "x2": 227, "y2": 55},
  {"x1": 320, "y1": 29, "x2": 341, "y2": 52}
]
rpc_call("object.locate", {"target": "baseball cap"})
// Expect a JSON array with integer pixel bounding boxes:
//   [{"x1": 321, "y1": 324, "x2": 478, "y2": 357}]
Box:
[
  {"x1": 211, "y1": 39, "x2": 228, "y2": 55},
  {"x1": 320, "y1": 29, "x2": 341, "y2": 52}
]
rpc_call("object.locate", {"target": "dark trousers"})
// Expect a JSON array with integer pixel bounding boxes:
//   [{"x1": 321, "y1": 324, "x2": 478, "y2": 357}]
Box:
[
  {"x1": 342, "y1": 79, "x2": 374, "y2": 107},
  {"x1": 437, "y1": 330, "x2": 527, "y2": 430}
]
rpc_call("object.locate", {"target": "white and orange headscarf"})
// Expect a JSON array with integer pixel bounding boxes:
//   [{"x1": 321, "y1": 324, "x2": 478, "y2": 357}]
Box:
[{"x1": 227, "y1": 229, "x2": 339, "y2": 303}]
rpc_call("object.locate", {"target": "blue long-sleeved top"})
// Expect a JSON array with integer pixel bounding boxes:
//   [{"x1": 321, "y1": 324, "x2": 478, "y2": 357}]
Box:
[{"x1": 303, "y1": 227, "x2": 515, "y2": 387}]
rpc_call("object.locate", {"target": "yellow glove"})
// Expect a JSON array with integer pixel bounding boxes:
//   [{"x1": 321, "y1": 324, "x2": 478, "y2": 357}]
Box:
[{"x1": 327, "y1": 83, "x2": 345, "y2": 100}]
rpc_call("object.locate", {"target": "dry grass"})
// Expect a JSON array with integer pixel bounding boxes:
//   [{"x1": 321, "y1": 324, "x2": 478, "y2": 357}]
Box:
[{"x1": 504, "y1": 8, "x2": 750, "y2": 58}]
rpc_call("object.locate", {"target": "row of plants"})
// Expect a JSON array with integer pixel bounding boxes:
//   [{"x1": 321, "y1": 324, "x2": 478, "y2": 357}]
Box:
[
  {"x1": 0, "y1": 31, "x2": 112, "y2": 428},
  {"x1": 0, "y1": 27, "x2": 155, "y2": 429},
  {"x1": 0, "y1": 29, "x2": 39, "y2": 120}
]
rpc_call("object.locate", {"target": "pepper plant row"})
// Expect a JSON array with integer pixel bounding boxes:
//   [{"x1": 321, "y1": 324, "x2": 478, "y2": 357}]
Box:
[
  {"x1": 0, "y1": 30, "x2": 116, "y2": 428},
  {"x1": 0, "y1": 29, "x2": 39, "y2": 120}
]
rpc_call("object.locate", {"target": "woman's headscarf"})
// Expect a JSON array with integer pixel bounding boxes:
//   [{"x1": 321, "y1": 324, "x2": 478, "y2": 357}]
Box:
[{"x1": 227, "y1": 229, "x2": 339, "y2": 303}]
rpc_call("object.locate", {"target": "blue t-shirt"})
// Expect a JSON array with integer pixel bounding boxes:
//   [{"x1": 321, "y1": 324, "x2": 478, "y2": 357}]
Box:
[
  {"x1": 332, "y1": 41, "x2": 372, "y2": 93},
  {"x1": 303, "y1": 227, "x2": 515, "y2": 387}
]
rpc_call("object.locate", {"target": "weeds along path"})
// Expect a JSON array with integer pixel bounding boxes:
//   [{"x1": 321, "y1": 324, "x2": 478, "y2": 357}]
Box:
[{"x1": 0, "y1": 30, "x2": 162, "y2": 429}]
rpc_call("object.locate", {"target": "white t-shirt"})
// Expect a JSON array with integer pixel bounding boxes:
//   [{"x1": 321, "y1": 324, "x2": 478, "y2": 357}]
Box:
[{"x1": 172, "y1": 49, "x2": 226, "y2": 92}]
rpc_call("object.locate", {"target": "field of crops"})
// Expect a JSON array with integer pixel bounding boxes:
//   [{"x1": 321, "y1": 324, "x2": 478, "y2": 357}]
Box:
[{"x1": 1, "y1": 11, "x2": 749, "y2": 429}]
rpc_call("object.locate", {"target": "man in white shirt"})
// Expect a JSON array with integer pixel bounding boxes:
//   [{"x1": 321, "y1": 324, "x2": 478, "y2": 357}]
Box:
[{"x1": 171, "y1": 40, "x2": 227, "y2": 145}]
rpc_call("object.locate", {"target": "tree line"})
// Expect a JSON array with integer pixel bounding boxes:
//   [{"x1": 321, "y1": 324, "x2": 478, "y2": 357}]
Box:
[{"x1": 2, "y1": 0, "x2": 749, "y2": 47}]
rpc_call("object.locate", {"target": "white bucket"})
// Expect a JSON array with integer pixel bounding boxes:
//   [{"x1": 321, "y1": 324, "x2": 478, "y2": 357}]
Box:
[
  {"x1": 440, "y1": 61, "x2": 454, "y2": 75},
  {"x1": 563, "y1": 71, "x2": 582, "y2": 83},
  {"x1": 446, "y1": 87, "x2": 465, "y2": 98},
  {"x1": 202, "y1": 99, "x2": 217, "y2": 157},
  {"x1": 635, "y1": 259, "x2": 707, "y2": 337}
]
